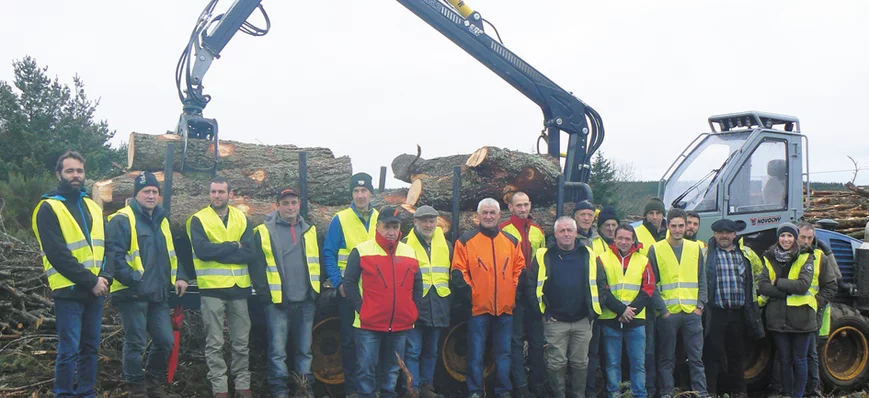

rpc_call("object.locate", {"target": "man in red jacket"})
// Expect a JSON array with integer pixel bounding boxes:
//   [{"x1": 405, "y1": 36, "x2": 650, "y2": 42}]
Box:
[{"x1": 344, "y1": 206, "x2": 423, "y2": 398}]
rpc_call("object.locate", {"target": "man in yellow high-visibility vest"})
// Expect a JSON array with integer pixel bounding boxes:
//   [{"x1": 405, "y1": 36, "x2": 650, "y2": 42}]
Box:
[
  {"x1": 323, "y1": 172, "x2": 379, "y2": 397},
  {"x1": 106, "y1": 171, "x2": 189, "y2": 397},
  {"x1": 499, "y1": 191, "x2": 546, "y2": 398},
  {"x1": 250, "y1": 187, "x2": 321, "y2": 398},
  {"x1": 796, "y1": 222, "x2": 838, "y2": 398},
  {"x1": 649, "y1": 208, "x2": 708, "y2": 397},
  {"x1": 187, "y1": 177, "x2": 257, "y2": 398},
  {"x1": 635, "y1": 197, "x2": 667, "y2": 396},
  {"x1": 401, "y1": 205, "x2": 451, "y2": 398},
  {"x1": 32, "y1": 151, "x2": 112, "y2": 398}
]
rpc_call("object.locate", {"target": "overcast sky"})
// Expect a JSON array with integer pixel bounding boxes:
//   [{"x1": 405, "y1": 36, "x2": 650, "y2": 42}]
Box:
[{"x1": 2, "y1": 1, "x2": 868, "y2": 187}]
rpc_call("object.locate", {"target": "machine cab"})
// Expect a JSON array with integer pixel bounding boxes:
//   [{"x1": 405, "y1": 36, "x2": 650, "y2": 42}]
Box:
[{"x1": 658, "y1": 111, "x2": 807, "y2": 243}]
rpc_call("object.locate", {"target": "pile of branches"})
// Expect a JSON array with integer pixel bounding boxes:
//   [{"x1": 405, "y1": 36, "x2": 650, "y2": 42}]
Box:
[{"x1": 806, "y1": 182, "x2": 869, "y2": 239}]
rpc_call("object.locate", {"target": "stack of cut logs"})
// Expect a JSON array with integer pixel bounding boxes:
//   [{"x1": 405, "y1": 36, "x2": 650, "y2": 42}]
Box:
[
  {"x1": 0, "y1": 234, "x2": 55, "y2": 335},
  {"x1": 806, "y1": 183, "x2": 869, "y2": 239},
  {"x1": 90, "y1": 133, "x2": 573, "y2": 241}
]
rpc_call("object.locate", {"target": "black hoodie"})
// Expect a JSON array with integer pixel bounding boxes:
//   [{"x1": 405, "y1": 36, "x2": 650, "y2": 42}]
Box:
[{"x1": 35, "y1": 184, "x2": 112, "y2": 301}]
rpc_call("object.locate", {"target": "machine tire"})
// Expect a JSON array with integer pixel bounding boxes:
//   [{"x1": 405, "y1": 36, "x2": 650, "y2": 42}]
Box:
[
  {"x1": 743, "y1": 334, "x2": 775, "y2": 391},
  {"x1": 435, "y1": 321, "x2": 495, "y2": 394},
  {"x1": 820, "y1": 303, "x2": 869, "y2": 391}
]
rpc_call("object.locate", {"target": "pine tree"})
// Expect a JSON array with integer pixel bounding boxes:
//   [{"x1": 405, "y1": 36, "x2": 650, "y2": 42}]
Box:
[{"x1": 589, "y1": 151, "x2": 617, "y2": 207}]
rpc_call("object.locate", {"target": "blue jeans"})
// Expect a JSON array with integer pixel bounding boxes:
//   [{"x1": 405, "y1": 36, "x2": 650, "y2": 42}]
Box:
[
  {"x1": 468, "y1": 314, "x2": 513, "y2": 396},
  {"x1": 406, "y1": 326, "x2": 443, "y2": 389},
  {"x1": 55, "y1": 296, "x2": 104, "y2": 398},
  {"x1": 773, "y1": 332, "x2": 811, "y2": 398},
  {"x1": 356, "y1": 328, "x2": 407, "y2": 398},
  {"x1": 603, "y1": 325, "x2": 646, "y2": 398},
  {"x1": 338, "y1": 294, "x2": 359, "y2": 393},
  {"x1": 116, "y1": 299, "x2": 174, "y2": 384},
  {"x1": 510, "y1": 301, "x2": 547, "y2": 391},
  {"x1": 807, "y1": 333, "x2": 820, "y2": 393},
  {"x1": 265, "y1": 301, "x2": 315, "y2": 396}
]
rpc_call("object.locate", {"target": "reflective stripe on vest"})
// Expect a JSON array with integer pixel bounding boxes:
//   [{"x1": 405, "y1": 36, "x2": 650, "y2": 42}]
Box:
[
  {"x1": 405, "y1": 227, "x2": 451, "y2": 297},
  {"x1": 254, "y1": 223, "x2": 321, "y2": 304},
  {"x1": 599, "y1": 250, "x2": 648, "y2": 320},
  {"x1": 32, "y1": 198, "x2": 105, "y2": 290},
  {"x1": 501, "y1": 223, "x2": 546, "y2": 256},
  {"x1": 187, "y1": 206, "x2": 251, "y2": 290},
  {"x1": 107, "y1": 206, "x2": 178, "y2": 292},
  {"x1": 820, "y1": 303, "x2": 832, "y2": 337},
  {"x1": 762, "y1": 252, "x2": 816, "y2": 311},
  {"x1": 636, "y1": 224, "x2": 656, "y2": 257},
  {"x1": 352, "y1": 239, "x2": 418, "y2": 328},
  {"x1": 336, "y1": 207, "x2": 378, "y2": 275},
  {"x1": 534, "y1": 247, "x2": 601, "y2": 315},
  {"x1": 591, "y1": 237, "x2": 608, "y2": 255},
  {"x1": 654, "y1": 240, "x2": 701, "y2": 314}
]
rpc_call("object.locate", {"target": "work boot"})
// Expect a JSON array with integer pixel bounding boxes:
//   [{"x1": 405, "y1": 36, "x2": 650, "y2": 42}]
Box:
[
  {"x1": 514, "y1": 386, "x2": 532, "y2": 398},
  {"x1": 146, "y1": 377, "x2": 181, "y2": 398},
  {"x1": 128, "y1": 383, "x2": 148, "y2": 398},
  {"x1": 420, "y1": 384, "x2": 437, "y2": 398},
  {"x1": 234, "y1": 390, "x2": 253, "y2": 398}
]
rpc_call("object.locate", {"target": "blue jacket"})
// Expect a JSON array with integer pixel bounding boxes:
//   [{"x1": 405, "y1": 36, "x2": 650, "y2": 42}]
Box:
[{"x1": 322, "y1": 202, "x2": 374, "y2": 288}]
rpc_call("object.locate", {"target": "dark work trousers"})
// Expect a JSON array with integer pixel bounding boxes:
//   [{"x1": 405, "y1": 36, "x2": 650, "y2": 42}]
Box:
[
  {"x1": 511, "y1": 298, "x2": 547, "y2": 392},
  {"x1": 586, "y1": 319, "x2": 603, "y2": 398},
  {"x1": 703, "y1": 308, "x2": 746, "y2": 394}
]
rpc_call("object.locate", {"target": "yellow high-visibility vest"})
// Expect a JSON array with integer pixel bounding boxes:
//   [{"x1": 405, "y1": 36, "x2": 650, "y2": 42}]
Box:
[
  {"x1": 32, "y1": 197, "x2": 105, "y2": 290},
  {"x1": 591, "y1": 236, "x2": 608, "y2": 255},
  {"x1": 187, "y1": 206, "x2": 251, "y2": 290},
  {"x1": 254, "y1": 223, "x2": 321, "y2": 303},
  {"x1": 501, "y1": 222, "x2": 546, "y2": 257},
  {"x1": 336, "y1": 207, "x2": 378, "y2": 275},
  {"x1": 534, "y1": 247, "x2": 601, "y2": 315},
  {"x1": 405, "y1": 227, "x2": 451, "y2": 298},
  {"x1": 599, "y1": 250, "x2": 649, "y2": 320},
  {"x1": 814, "y1": 248, "x2": 831, "y2": 337},
  {"x1": 108, "y1": 206, "x2": 178, "y2": 293},
  {"x1": 654, "y1": 240, "x2": 702, "y2": 314},
  {"x1": 636, "y1": 224, "x2": 658, "y2": 256},
  {"x1": 762, "y1": 252, "x2": 816, "y2": 311}
]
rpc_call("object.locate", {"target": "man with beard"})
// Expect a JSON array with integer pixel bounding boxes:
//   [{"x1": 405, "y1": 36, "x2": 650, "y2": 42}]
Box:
[
  {"x1": 107, "y1": 172, "x2": 188, "y2": 397},
  {"x1": 323, "y1": 173, "x2": 379, "y2": 397},
  {"x1": 684, "y1": 211, "x2": 707, "y2": 251},
  {"x1": 250, "y1": 187, "x2": 320, "y2": 398},
  {"x1": 187, "y1": 177, "x2": 257, "y2": 398},
  {"x1": 33, "y1": 151, "x2": 112, "y2": 398},
  {"x1": 634, "y1": 197, "x2": 667, "y2": 396},
  {"x1": 701, "y1": 219, "x2": 762, "y2": 398},
  {"x1": 650, "y1": 209, "x2": 708, "y2": 398}
]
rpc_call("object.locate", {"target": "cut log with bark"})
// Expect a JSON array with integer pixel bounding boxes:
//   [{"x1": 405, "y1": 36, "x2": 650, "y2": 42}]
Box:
[
  {"x1": 93, "y1": 159, "x2": 351, "y2": 211},
  {"x1": 128, "y1": 132, "x2": 338, "y2": 172},
  {"x1": 392, "y1": 146, "x2": 562, "y2": 210}
]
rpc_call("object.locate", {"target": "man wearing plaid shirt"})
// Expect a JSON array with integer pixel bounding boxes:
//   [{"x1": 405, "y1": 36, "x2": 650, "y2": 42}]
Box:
[{"x1": 701, "y1": 219, "x2": 759, "y2": 398}]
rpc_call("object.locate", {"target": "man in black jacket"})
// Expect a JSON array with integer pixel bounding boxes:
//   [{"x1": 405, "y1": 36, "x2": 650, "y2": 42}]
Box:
[
  {"x1": 32, "y1": 151, "x2": 113, "y2": 397},
  {"x1": 107, "y1": 172, "x2": 189, "y2": 397},
  {"x1": 702, "y1": 219, "x2": 763, "y2": 398}
]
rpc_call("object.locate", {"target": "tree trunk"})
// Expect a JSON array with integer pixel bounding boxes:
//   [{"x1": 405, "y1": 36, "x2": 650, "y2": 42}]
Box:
[
  {"x1": 92, "y1": 157, "x2": 351, "y2": 211},
  {"x1": 127, "y1": 132, "x2": 338, "y2": 172},
  {"x1": 392, "y1": 147, "x2": 562, "y2": 210}
]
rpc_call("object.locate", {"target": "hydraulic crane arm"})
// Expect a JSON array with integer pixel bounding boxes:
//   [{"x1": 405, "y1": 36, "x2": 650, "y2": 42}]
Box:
[
  {"x1": 395, "y1": 0, "x2": 605, "y2": 191},
  {"x1": 174, "y1": 0, "x2": 270, "y2": 174}
]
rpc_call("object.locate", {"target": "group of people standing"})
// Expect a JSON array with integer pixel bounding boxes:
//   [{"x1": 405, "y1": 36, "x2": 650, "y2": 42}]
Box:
[{"x1": 33, "y1": 150, "x2": 843, "y2": 398}]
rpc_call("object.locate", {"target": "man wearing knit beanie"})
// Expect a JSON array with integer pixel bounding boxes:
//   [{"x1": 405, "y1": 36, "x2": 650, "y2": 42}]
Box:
[
  {"x1": 322, "y1": 171, "x2": 379, "y2": 397},
  {"x1": 573, "y1": 201, "x2": 600, "y2": 250},
  {"x1": 106, "y1": 171, "x2": 189, "y2": 397},
  {"x1": 594, "y1": 206, "x2": 619, "y2": 255},
  {"x1": 634, "y1": 197, "x2": 667, "y2": 397}
]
